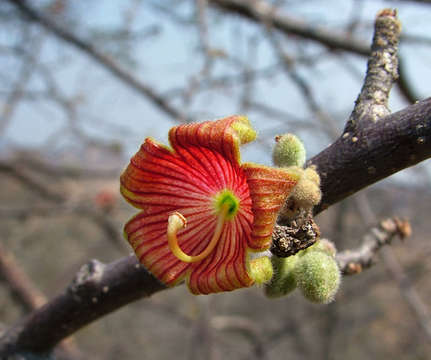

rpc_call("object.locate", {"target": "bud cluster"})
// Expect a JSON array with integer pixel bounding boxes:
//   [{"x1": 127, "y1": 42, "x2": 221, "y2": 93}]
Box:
[
  {"x1": 265, "y1": 239, "x2": 341, "y2": 304},
  {"x1": 272, "y1": 133, "x2": 321, "y2": 221}
]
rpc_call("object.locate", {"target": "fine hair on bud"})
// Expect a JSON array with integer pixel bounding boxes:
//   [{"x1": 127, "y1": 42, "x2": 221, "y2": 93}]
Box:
[
  {"x1": 302, "y1": 239, "x2": 337, "y2": 258},
  {"x1": 272, "y1": 134, "x2": 306, "y2": 168},
  {"x1": 294, "y1": 251, "x2": 341, "y2": 304},
  {"x1": 290, "y1": 177, "x2": 322, "y2": 210},
  {"x1": 303, "y1": 166, "x2": 320, "y2": 186},
  {"x1": 249, "y1": 256, "x2": 274, "y2": 286},
  {"x1": 265, "y1": 255, "x2": 298, "y2": 298}
]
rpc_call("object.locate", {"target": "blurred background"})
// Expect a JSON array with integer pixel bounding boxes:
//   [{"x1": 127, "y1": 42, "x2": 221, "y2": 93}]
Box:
[{"x1": 0, "y1": 0, "x2": 430, "y2": 359}]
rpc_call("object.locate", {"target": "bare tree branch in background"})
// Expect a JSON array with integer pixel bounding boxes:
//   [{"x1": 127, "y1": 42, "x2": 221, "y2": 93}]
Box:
[
  {"x1": 355, "y1": 193, "x2": 431, "y2": 343},
  {"x1": 0, "y1": 28, "x2": 44, "y2": 136},
  {"x1": 336, "y1": 217, "x2": 411, "y2": 275},
  {"x1": 209, "y1": 0, "x2": 370, "y2": 55},
  {"x1": 210, "y1": 315, "x2": 266, "y2": 360},
  {"x1": 208, "y1": 0, "x2": 420, "y2": 104},
  {"x1": 0, "y1": 243, "x2": 46, "y2": 312},
  {"x1": 0, "y1": 161, "x2": 66, "y2": 203},
  {"x1": 8, "y1": 0, "x2": 190, "y2": 122}
]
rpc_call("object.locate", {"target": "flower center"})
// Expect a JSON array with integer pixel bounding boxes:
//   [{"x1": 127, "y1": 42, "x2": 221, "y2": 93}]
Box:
[
  {"x1": 213, "y1": 189, "x2": 239, "y2": 220},
  {"x1": 167, "y1": 190, "x2": 240, "y2": 264}
]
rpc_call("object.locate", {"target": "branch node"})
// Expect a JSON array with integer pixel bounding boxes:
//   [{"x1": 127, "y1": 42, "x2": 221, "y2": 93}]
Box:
[
  {"x1": 336, "y1": 217, "x2": 411, "y2": 275},
  {"x1": 68, "y1": 259, "x2": 106, "y2": 298}
]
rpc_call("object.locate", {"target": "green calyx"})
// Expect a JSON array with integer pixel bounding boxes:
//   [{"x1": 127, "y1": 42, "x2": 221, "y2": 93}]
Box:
[
  {"x1": 213, "y1": 189, "x2": 240, "y2": 220},
  {"x1": 249, "y1": 256, "x2": 273, "y2": 285}
]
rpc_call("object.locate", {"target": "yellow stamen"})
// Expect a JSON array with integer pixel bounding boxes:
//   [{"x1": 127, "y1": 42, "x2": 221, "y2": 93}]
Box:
[{"x1": 167, "y1": 205, "x2": 229, "y2": 263}]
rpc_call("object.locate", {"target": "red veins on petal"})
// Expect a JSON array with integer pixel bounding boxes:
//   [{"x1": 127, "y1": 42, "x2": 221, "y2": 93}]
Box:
[
  {"x1": 242, "y1": 163, "x2": 300, "y2": 251},
  {"x1": 169, "y1": 115, "x2": 244, "y2": 164},
  {"x1": 121, "y1": 116, "x2": 300, "y2": 294},
  {"x1": 121, "y1": 118, "x2": 255, "y2": 293}
]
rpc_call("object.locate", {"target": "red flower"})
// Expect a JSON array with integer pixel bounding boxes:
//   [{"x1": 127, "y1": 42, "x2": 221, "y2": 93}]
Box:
[{"x1": 120, "y1": 116, "x2": 299, "y2": 294}]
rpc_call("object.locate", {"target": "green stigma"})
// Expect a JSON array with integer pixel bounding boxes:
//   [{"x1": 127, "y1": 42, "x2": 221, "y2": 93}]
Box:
[{"x1": 213, "y1": 189, "x2": 240, "y2": 220}]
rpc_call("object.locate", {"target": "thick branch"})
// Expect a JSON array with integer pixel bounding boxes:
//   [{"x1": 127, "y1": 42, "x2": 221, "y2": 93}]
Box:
[
  {"x1": 311, "y1": 98, "x2": 431, "y2": 214},
  {"x1": 0, "y1": 256, "x2": 165, "y2": 356},
  {"x1": 8, "y1": 0, "x2": 189, "y2": 122}
]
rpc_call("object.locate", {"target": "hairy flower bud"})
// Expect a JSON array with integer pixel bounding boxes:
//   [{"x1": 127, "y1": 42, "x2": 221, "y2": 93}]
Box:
[
  {"x1": 302, "y1": 239, "x2": 337, "y2": 258},
  {"x1": 294, "y1": 251, "x2": 341, "y2": 304},
  {"x1": 264, "y1": 255, "x2": 298, "y2": 298},
  {"x1": 249, "y1": 256, "x2": 273, "y2": 285},
  {"x1": 272, "y1": 134, "x2": 306, "y2": 168},
  {"x1": 290, "y1": 177, "x2": 321, "y2": 209},
  {"x1": 303, "y1": 166, "x2": 320, "y2": 186}
]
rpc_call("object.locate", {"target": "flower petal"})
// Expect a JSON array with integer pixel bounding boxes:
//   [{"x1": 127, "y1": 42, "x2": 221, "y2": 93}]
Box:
[
  {"x1": 242, "y1": 163, "x2": 300, "y2": 250},
  {"x1": 169, "y1": 115, "x2": 256, "y2": 165},
  {"x1": 187, "y1": 213, "x2": 254, "y2": 294},
  {"x1": 121, "y1": 136, "x2": 254, "y2": 292}
]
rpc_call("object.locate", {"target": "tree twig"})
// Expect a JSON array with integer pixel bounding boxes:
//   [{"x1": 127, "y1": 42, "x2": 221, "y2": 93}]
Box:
[
  {"x1": 335, "y1": 217, "x2": 411, "y2": 275},
  {"x1": 0, "y1": 161, "x2": 65, "y2": 203},
  {"x1": 209, "y1": 0, "x2": 416, "y2": 106},
  {"x1": 0, "y1": 243, "x2": 46, "y2": 311},
  {"x1": 355, "y1": 193, "x2": 431, "y2": 343},
  {"x1": 0, "y1": 28, "x2": 43, "y2": 136},
  {"x1": 8, "y1": 0, "x2": 190, "y2": 122},
  {"x1": 310, "y1": 10, "x2": 429, "y2": 213},
  {"x1": 346, "y1": 9, "x2": 401, "y2": 132},
  {"x1": 209, "y1": 0, "x2": 370, "y2": 55}
]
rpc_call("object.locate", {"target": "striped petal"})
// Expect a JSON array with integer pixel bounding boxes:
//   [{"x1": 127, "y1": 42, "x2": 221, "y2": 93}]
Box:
[
  {"x1": 169, "y1": 115, "x2": 256, "y2": 164},
  {"x1": 187, "y1": 214, "x2": 253, "y2": 294},
  {"x1": 121, "y1": 120, "x2": 255, "y2": 293},
  {"x1": 242, "y1": 163, "x2": 300, "y2": 250}
]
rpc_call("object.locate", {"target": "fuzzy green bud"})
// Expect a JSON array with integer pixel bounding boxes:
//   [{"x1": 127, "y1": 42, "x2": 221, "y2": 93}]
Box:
[
  {"x1": 303, "y1": 166, "x2": 320, "y2": 186},
  {"x1": 294, "y1": 251, "x2": 341, "y2": 304},
  {"x1": 264, "y1": 255, "x2": 298, "y2": 298},
  {"x1": 290, "y1": 177, "x2": 321, "y2": 209},
  {"x1": 273, "y1": 134, "x2": 306, "y2": 168},
  {"x1": 303, "y1": 239, "x2": 337, "y2": 258},
  {"x1": 249, "y1": 256, "x2": 273, "y2": 285}
]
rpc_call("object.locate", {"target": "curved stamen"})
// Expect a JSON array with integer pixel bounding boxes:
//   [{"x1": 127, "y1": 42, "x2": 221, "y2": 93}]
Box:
[{"x1": 167, "y1": 205, "x2": 229, "y2": 263}]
